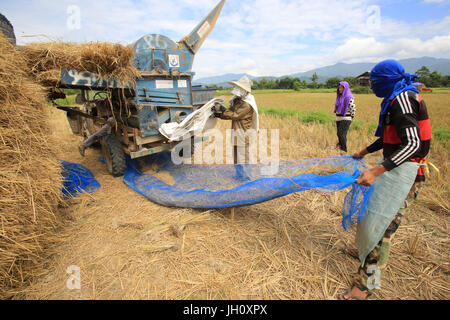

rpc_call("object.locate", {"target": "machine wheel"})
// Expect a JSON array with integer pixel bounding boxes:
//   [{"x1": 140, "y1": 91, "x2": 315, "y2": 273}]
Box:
[
  {"x1": 101, "y1": 134, "x2": 126, "y2": 177},
  {"x1": 0, "y1": 13, "x2": 16, "y2": 45}
]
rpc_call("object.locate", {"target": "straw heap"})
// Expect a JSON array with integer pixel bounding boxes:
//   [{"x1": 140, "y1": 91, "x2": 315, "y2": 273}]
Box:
[
  {"x1": 0, "y1": 34, "x2": 64, "y2": 298},
  {"x1": 21, "y1": 41, "x2": 140, "y2": 86}
]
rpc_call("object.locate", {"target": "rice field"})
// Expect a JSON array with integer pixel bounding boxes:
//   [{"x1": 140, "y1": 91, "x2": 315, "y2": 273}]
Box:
[{"x1": 219, "y1": 89, "x2": 450, "y2": 132}]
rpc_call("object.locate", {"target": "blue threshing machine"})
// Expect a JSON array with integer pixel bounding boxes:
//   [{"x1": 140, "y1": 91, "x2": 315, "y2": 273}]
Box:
[{"x1": 56, "y1": 0, "x2": 225, "y2": 176}]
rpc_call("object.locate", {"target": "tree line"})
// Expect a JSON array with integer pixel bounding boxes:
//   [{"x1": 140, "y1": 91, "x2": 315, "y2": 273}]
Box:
[
  {"x1": 207, "y1": 74, "x2": 372, "y2": 93},
  {"x1": 206, "y1": 66, "x2": 450, "y2": 92},
  {"x1": 415, "y1": 66, "x2": 450, "y2": 87}
]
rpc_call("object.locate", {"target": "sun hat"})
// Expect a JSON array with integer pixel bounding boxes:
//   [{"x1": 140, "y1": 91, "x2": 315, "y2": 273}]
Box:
[{"x1": 228, "y1": 75, "x2": 252, "y2": 93}]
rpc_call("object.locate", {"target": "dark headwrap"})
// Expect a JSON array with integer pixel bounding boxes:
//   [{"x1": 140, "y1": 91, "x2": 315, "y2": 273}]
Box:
[
  {"x1": 334, "y1": 81, "x2": 353, "y2": 115},
  {"x1": 370, "y1": 59, "x2": 419, "y2": 137}
]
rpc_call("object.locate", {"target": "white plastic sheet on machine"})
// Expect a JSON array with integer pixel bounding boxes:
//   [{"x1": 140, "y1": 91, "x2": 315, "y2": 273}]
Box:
[{"x1": 158, "y1": 98, "x2": 222, "y2": 141}]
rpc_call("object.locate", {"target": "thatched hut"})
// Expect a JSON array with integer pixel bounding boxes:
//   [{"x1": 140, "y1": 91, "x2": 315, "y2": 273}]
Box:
[{"x1": 356, "y1": 71, "x2": 370, "y2": 86}]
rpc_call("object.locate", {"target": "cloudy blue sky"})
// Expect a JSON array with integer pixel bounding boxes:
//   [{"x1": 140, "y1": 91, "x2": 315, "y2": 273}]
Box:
[{"x1": 2, "y1": 0, "x2": 450, "y2": 79}]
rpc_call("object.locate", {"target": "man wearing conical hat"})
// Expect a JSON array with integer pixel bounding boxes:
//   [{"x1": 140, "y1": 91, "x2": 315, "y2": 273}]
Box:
[{"x1": 216, "y1": 75, "x2": 259, "y2": 180}]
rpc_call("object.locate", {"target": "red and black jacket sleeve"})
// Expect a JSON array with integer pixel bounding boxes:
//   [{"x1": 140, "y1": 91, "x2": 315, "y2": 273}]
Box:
[
  {"x1": 367, "y1": 92, "x2": 431, "y2": 171},
  {"x1": 367, "y1": 137, "x2": 383, "y2": 154}
]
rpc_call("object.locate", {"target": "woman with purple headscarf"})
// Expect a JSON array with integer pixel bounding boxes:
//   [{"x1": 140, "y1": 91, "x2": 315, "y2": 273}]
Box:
[{"x1": 334, "y1": 81, "x2": 356, "y2": 152}]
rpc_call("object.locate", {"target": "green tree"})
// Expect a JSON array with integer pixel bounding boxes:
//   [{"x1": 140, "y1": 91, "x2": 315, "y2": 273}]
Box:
[
  {"x1": 306, "y1": 81, "x2": 316, "y2": 89},
  {"x1": 300, "y1": 80, "x2": 307, "y2": 88},
  {"x1": 416, "y1": 66, "x2": 431, "y2": 86},
  {"x1": 416, "y1": 66, "x2": 431, "y2": 79},
  {"x1": 279, "y1": 76, "x2": 293, "y2": 89},
  {"x1": 326, "y1": 77, "x2": 341, "y2": 89},
  {"x1": 429, "y1": 71, "x2": 442, "y2": 87},
  {"x1": 259, "y1": 78, "x2": 269, "y2": 89},
  {"x1": 442, "y1": 75, "x2": 450, "y2": 87},
  {"x1": 311, "y1": 72, "x2": 319, "y2": 88},
  {"x1": 343, "y1": 76, "x2": 358, "y2": 87},
  {"x1": 292, "y1": 79, "x2": 301, "y2": 91}
]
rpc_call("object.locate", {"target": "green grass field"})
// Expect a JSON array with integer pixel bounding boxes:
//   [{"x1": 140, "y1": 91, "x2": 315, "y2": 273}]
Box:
[
  {"x1": 216, "y1": 88, "x2": 337, "y2": 95},
  {"x1": 53, "y1": 94, "x2": 77, "y2": 106}
]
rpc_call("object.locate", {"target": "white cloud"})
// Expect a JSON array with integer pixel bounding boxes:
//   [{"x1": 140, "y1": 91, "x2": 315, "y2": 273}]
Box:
[
  {"x1": 2, "y1": 0, "x2": 450, "y2": 78},
  {"x1": 6, "y1": 0, "x2": 217, "y2": 44},
  {"x1": 333, "y1": 36, "x2": 450, "y2": 63}
]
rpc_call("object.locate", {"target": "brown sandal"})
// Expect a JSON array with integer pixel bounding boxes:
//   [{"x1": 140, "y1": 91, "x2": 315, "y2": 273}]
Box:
[
  {"x1": 342, "y1": 247, "x2": 359, "y2": 260},
  {"x1": 340, "y1": 286, "x2": 372, "y2": 300},
  {"x1": 78, "y1": 145, "x2": 85, "y2": 157}
]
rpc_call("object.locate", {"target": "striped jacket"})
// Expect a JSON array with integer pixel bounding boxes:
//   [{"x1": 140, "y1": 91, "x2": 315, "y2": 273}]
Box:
[
  {"x1": 367, "y1": 91, "x2": 431, "y2": 171},
  {"x1": 336, "y1": 98, "x2": 356, "y2": 120}
]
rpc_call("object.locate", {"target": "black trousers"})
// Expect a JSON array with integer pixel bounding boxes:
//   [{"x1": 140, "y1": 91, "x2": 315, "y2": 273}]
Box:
[{"x1": 336, "y1": 120, "x2": 352, "y2": 152}]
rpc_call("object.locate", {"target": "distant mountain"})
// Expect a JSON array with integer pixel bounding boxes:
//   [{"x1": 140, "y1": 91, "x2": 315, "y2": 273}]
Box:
[
  {"x1": 193, "y1": 57, "x2": 450, "y2": 86},
  {"x1": 289, "y1": 57, "x2": 450, "y2": 81},
  {"x1": 399, "y1": 57, "x2": 450, "y2": 75},
  {"x1": 192, "y1": 73, "x2": 276, "y2": 87},
  {"x1": 192, "y1": 73, "x2": 256, "y2": 86},
  {"x1": 289, "y1": 62, "x2": 373, "y2": 81}
]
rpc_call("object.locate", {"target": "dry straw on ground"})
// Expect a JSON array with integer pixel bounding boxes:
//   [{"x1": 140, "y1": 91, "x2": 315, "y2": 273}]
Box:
[
  {"x1": 0, "y1": 34, "x2": 64, "y2": 298},
  {"x1": 21, "y1": 41, "x2": 140, "y2": 86},
  {"x1": 18, "y1": 106, "x2": 449, "y2": 300}
]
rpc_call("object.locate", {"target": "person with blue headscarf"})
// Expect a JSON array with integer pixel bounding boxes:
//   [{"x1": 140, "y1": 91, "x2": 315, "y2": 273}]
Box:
[
  {"x1": 341, "y1": 60, "x2": 431, "y2": 300},
  {"x1": 334, "y1": 81, "x2": 356, "y2": 153}
]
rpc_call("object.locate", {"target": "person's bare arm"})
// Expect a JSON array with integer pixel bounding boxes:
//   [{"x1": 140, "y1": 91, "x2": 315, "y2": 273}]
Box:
[
  {"x1": 353, "y1": 147, "x2": 369, "y2": 159},
  {"x1": 356, "y1": 164, "x2": 387, "y2": 186},
  {"x1": 353, "y1": 142, "x2": 385, "y2": 186}
]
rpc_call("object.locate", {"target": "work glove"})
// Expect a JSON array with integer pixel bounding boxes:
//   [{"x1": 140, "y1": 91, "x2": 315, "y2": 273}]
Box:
[{"x1": 211, "y1": 102, "x2": 226, "y2": 113}]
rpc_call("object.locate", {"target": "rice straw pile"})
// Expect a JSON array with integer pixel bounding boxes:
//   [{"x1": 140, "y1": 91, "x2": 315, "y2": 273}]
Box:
[
  {"x1": 0, "y1": 34, "x2": 64, "y2": 298},
  {"x1": 21, "y1": 41, "x2": 140, "y2": 86}
]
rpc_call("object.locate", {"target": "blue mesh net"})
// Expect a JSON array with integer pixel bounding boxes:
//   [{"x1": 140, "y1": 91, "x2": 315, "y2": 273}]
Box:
[
  {"x1": 58, "y1": 154, "x2": 373, "y2": 230},
  {"x1": 123, "y1": 152, "x2": 374, "y2": 230},
  {"x1": 60, "y1": 159, "x2": 100, "y2": 198}
]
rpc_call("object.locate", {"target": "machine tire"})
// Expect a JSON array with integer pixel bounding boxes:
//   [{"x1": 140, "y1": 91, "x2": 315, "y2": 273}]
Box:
[
  {"x1": 101, "y1": 134, "x2": 126, "y2": 177},
  {"x1": 0, "y1": 13, "x2": 16, "y2": 45}
]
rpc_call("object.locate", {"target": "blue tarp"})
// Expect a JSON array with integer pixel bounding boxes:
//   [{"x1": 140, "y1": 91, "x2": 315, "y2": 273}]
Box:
[
  {"x1": 59, "y1": 154, "x2": 374, "y2": 230},
  {"x1": 123, "y1": 152, "x2": 374, "y2": 230},
  {"x1": 60, "y1": 159, "x2": 100, "y2": 197}
]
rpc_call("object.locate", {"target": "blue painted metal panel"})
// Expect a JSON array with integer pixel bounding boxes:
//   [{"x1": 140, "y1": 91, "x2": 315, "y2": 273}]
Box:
[
  {"x1": 136, "y1": 103, "x2": 159, "y2": 137},
  {"x1": 135, "y1": 76, "x2": 194, "y2": 137},
  {"x1": 135, "y1": 76, "x2": 192, "y2": 107},
  {"x1": 130, "y1": 144, "x2": 171, "y2": 159},
  {"x1": 157, "y1": 108, "x2": 170, "y2": 125},
  {"x1": 131, "y1": 34, "x2": 193, "y2": 75},
  {"x1": 192, "y1": 87, "x2": 217, "y2": 106},
  {"x1": 60, "y1": 69, "x2": 131, "y2": 89},
  {"x1": 169, "y1": 107, "x2": 190, "y2": 123}
]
